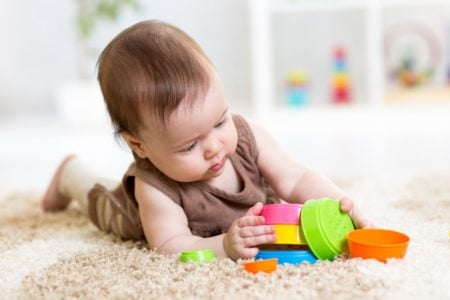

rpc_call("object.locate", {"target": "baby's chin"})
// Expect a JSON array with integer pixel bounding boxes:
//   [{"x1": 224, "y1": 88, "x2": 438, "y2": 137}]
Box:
[
  {"x1": 168, "y1": 173, "x2": 211, "y2": 183},
  {"x1": 165, "y1": 162, "x2": 227, "y2": 183}
]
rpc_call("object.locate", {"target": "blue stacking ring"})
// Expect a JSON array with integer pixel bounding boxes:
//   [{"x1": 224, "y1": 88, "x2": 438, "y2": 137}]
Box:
[{"x1": 256, "y1": 250, "x2": 317, "y2": 265}]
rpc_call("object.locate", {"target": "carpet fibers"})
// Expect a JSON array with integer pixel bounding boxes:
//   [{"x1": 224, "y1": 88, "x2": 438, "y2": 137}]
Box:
[{"x1": 1, "y1": 174, "x2": 449, "y2": 299}]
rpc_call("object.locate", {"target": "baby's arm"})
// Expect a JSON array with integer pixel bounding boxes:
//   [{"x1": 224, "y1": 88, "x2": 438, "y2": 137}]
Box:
[
  {"x1": 135, "y1": 178, "x2": 274, "y2": 260},
  {"x1": 249, "y1": 121, "x2": 372, "y2": 228}
]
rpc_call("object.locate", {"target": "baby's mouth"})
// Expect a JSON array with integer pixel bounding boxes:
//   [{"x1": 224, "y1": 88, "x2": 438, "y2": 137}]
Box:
[{"x1": 209, "y1": 159, "x2": 225, "y2": 171}]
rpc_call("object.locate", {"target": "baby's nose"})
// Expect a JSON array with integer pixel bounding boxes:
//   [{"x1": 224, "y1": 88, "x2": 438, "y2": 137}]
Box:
[{"x1": 204, "y1": 135, "x2": 221, "y2": 159}]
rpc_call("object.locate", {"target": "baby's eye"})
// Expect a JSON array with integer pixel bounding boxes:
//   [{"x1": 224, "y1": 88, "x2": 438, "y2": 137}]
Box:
[
  {"x1": 215, "y1": 118, "x2": 226, "y2": 128},
  {"x1": 183, "y1": 142, "x2": 197, "y2": 152}
]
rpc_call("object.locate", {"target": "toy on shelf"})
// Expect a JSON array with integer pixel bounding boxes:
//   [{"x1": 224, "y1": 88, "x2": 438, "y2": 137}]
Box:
[
  {"x1": 396, "y1": 51, "x2": 432, "y2": 87},
  {"x1": 285, "y1": 69, "x2": 309, "y2": 107},
  {"x1": 331, "y1": 47, "x2": 352, "y2": 104},
  {"x1": 384, "y1": 22, "x2": 442, "y2": 88}
]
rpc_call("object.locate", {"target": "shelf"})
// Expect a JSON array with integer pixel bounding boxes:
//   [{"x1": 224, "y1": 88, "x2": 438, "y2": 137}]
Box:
[
  {"x1": 271, "y1": 0, "x2": 450, "y2": 11},
  {"x1": 378, "y1": 0, "x2": 450, "y2": 8},
  {"x1": 263, "y1": 103, "x2": 450, "y2": 139},
  {"x1": 248, "y1": 0, "x2": 385, "y2": 120},
  {"x1": 248, "y1": 0, "x2": 450, "y2": 122},
  {"x1": 384, "y1": 86, "x2": 450, "y2": 104},
  {"x1": 270, "y1": 1, "x2": 367, "y2": 12}
]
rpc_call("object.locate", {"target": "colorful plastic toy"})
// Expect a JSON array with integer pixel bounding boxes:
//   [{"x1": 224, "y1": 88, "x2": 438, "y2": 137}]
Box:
[
  {"x1": 243, "y1": 258, "x2": 278, "y2": 274},
  {"x1": 273, "y1": 224, "x2": 307, "y2": 245},
  {"x1": 285, "y1": 69, "x2": 309, "y2": 107},
  {"x1": 347, "y1": 228, "x2": 410, "y2": 262},
  {"x1": 179, "y1": 249, "x2": 215, "y2": 264},
  {"x1": 258, "y1": 199, "x2": 354, "y2": 262},
  {"x1": 301, "y1": 198, "x2": 355, "y2": 260},
  {"x1": 385, "y1": 22, "x2": 441, "y2": 88},
  {"x1": 257, "y1": 200, "x2": 409, "y2": 264},
  {"x1": 260, "y1": 203, "x2": 302, "y2": 225},
  {"x1": 256, "y1": 249, "x2": 316, "y2": 265},
  {"x1": 331, "y1": 47, "x2": 351, "y2": 104}
]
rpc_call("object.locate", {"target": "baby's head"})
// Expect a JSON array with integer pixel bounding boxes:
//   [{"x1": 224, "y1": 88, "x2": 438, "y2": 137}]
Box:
[
  {"x1": 97, "y1": 20, "x2": 212, "y2": 138},
  {"x1": 97, "y1": 20, "x2": 238, "y2": 183}
]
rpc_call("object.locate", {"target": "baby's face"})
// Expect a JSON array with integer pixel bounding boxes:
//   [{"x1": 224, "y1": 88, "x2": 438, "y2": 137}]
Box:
[{"x1": 137, "y1": 74, "x2": 238, "y2": 183}]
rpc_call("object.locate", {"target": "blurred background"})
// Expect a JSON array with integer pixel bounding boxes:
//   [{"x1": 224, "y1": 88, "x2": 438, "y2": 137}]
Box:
[{"x1": 1, "y1": 0, "x2": 450, "y2": 191}]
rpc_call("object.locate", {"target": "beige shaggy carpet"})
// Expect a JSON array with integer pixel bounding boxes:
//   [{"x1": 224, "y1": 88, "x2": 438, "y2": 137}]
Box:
[{"x1": 1, "y1": 174, "x2": 449, "y2": 299}]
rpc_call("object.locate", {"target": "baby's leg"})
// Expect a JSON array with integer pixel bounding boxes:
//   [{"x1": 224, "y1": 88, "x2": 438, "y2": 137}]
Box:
[
  {"x1": 41, "y1": 155, "x2": 76, "y2": 211},
  {"x1": 42, "y1": 155, "x2": 117, "y2": 214}
]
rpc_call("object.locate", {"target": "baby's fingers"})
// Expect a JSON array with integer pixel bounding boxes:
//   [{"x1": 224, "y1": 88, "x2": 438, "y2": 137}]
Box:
[
  {"x1": 236, "y1": 215, "x2": 265, "y2": 228},
  {"x1": 243, "y1": 233, "x2": 276, "y2": 247},
  {"x1": 339, "y1": 197, "x2": 353, "y2": 212},
  {"x1": 239, "y1": 247, "x2": 260, "y2": 259},
  {"x1": 244, "y1": 202, "x2": 264, "y2": 217},
  {"x1": 351, "y1": 212, "x2": 375, "y2": 229},
  {"x1": 240, "y1": 224, "x2": 274, "y2": 238}
]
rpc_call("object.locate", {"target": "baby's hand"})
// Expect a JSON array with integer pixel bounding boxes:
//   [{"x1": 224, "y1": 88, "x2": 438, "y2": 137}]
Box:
[
  {"x1": 339, "y1": 196, "x2": 374, "y2": 229},
  {"x1": 223, "y1": 202, "x2": 276, "y2": 260}
]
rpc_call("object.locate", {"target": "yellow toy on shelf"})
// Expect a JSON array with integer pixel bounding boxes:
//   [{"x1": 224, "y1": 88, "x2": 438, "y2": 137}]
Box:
[{"x1": 285, "y1": 69, "x2": 309, "y2": 107}]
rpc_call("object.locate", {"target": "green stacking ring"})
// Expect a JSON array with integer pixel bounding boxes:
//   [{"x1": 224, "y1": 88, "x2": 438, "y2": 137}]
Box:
[
  {"x1": 179, "y1": 249, "x2": 216, "y2": 264},
  {"x1": 301, "y1": 198, "x2": 355, "y2": 260}
]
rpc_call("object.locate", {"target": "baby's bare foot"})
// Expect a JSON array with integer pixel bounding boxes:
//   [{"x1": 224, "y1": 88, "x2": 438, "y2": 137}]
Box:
[{"x1": 42, "y1": 154, "x2": 76, "y2": 212}]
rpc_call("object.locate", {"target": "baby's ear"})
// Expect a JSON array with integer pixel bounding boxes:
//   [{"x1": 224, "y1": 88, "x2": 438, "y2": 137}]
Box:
[{"x1": 120, "y1": 131, "x2": 148, "y2": 158}]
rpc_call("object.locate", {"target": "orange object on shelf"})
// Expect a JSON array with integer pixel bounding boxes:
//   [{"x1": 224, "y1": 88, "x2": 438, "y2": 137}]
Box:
[
  {"x1": 331, "y1": 46, "x2": 351, "y2": 104},
  {"x1": 243, "y1": 258, "x2": 278, "y2": 274},
  {"x1": 347, "y1": 228, "x2": 410, "y2": 263}
]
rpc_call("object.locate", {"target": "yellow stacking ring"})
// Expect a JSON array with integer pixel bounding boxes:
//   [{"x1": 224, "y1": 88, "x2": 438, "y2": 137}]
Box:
[{"x1": 273, "y1": 224, "x2": 307, "y2": 245}]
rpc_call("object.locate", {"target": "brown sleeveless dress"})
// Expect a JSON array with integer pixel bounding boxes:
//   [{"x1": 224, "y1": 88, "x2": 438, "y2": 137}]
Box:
[{"x1": 87, "y1": 114, "x2": 279, "y2": 240}]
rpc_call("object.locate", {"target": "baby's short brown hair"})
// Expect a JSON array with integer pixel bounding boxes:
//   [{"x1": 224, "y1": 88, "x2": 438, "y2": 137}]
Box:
[{"x1": 97, "y1": 20, "x2": 211, "y2": 136}]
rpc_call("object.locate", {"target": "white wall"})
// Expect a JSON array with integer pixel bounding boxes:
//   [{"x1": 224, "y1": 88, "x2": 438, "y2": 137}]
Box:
[
  {"x1": 0, "y1": 0, "x2": 252, "y2": 117},
  {"x1": 0, "y1": 0, "x2": 254, "y2": 190},
  {"x1": 0, "y1": 0, "x2": 78, "y2": 114}
]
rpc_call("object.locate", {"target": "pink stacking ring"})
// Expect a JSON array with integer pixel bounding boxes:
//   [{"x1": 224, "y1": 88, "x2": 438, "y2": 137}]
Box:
[{"x1": 260, "y1": 203, "x2": 302, "y2": 225}]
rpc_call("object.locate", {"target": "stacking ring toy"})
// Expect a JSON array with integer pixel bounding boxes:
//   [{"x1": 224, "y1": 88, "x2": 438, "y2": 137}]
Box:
[
  {"x1": 256, "y1": 249, "x2": 317, "y2": 265},
  {"x1": 243, "y1": 258, "x2": 277, "y2": 274},
  {"x1": 301, "y1": 198, "x2": 355, "y2": 260},
  {"x1": 273, "y1": 224, "x2": 307, "y2": 245},
  {"x1": 179, "y1": 249, "x2": 215, "y2": 264},
  {"x1": 347, "y1": 228, "x2": 410, "y2": 262},
  {"x1": 260, "y1": 203, "x2": 302, "y2": 225}
]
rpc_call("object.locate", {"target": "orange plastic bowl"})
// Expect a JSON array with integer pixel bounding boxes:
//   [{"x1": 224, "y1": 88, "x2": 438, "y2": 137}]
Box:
[
  {"x1": 243, "y1": 258, "x2": 277, "y2": 274},
  {"x1": 347, "y1": 228, "x2": 410, "y2": 262}
]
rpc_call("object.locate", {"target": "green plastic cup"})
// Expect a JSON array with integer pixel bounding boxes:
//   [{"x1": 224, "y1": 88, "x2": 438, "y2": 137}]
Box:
[
  {"x1": 179, "y1": 249, "x2": 216, "y2": 264},
  {"x1": 301, "y1": 198, "x2": 355, "y2": 260}
]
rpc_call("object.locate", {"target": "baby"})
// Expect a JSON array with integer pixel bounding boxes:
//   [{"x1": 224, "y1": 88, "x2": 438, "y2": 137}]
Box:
[{"x1": 42, "y1": 20, "x2": 371, "y2": 260}]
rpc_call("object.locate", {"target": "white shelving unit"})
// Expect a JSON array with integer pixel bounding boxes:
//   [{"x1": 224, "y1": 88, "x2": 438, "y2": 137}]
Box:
[
  {"x1": 248, "y1": 0, "x2": 450, "y2": 125},
  {"x1": 248, "y1": 0, "x2": 450, "y2": 176}
]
